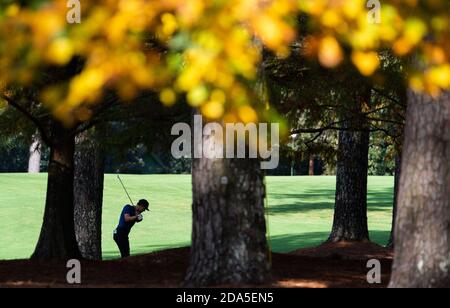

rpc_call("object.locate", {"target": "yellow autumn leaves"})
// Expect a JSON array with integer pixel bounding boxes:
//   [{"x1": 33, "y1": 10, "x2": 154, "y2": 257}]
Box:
[
  {"x1": 46, "y1": 38, "x2": 75, "y2": 65},
  {"x1": 162, "y1": 0, "x2": 297, "y2": 121},
  {"x1": 410, "y1": 65, "x2": 450, "y2": 96},
  {"x1": 351, "y1": 51, "x2": 380, "y2": 76},
  {"x1": 301, "y1": 0, "x2": 449, "y2": 87},
  {"x1": 318, "y1": 36, "x2": 343, "y2": 69},
  {"x1": 314, "y1": 36, "x2": 379, "y2": 76},
  {"x1": 0, "y1": 0, "x2": 449, "y2": 125}
]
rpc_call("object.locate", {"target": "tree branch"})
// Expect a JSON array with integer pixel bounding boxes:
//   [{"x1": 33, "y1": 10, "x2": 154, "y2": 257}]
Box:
[
  {"x1": 303, "y1": 131, "x2": 324, "y2": 145},
  {"x1": 1, "y1": 94, "x2": 52, "y2": 145},
  {"x1": 291, "y1": 123, "x2": 399, "y2": 135},
  {"x1": 372, "y1": 87, "x2": 405, "y2": 107},
  {"x1": 366, "y1": 116, "x2": 405, "y2": 126}
]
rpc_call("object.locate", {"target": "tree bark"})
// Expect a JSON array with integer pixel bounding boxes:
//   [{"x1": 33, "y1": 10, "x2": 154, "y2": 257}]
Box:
[
  {"x1": 387, "y1": 155, "x2": 401, "y2": 248},
  {"x1": 309, "y1": 155, "x2": 314, "y2": 176},
  {"x1": 28, "y1": 133, "x2": 41, "y2": 173},
  {"x1": 389, "y1": 90, "x2": 450, "y2": 288},
  {"x1": 31, "y1": 122, "x2": 81, "y2": 260},
  {"x1": 74, "y1": 130, "x2": 104, "y2": 260},
  {"x1": 328, "y1": 89, "x2": 371, "y2": 242},
  {"x1": 185, "y1": 137, "x2": 270, "y2": 286}
]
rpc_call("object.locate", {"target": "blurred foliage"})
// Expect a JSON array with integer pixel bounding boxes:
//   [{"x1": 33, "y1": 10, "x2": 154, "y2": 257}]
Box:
[
  {"x1": 0, "y1": 0, "x2": 448, "y2": 129},
  {"x1": 0, "y1": 0, "x2": 297, "y2": 127},
  {"x1": 265, "y1": 39, "x2": 406, "y2": 171},
  {"x1": 368, "y1": 132, "x2": 396, "y2": 176},
  {"x1": 0, "y1": 96, "x2": 38, "y2": 141},
  {"x1": 0, "y1": 135, "x2": 29, "y2": 172},
  {"x1": 299, "y1": 0, "x2": 449, "y2": 95}
]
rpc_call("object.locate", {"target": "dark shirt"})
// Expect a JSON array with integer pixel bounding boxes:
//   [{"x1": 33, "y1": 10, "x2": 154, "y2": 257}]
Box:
[{"x1": 116, "y1": 205, "x2": 136, "y2": 235}]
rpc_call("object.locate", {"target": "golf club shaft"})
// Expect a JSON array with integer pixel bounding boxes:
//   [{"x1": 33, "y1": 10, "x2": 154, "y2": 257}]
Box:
[{"x1": 117, "y1": 175, "x2": 134, "y2": 206}]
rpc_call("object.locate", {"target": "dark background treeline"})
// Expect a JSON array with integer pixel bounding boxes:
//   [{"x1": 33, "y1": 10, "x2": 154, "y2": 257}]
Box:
[{"x1": 0, "y1": 133, "x2": 394, "y2": 176}]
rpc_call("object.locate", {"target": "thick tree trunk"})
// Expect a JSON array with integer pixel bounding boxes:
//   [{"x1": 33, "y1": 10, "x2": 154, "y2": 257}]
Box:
[
  {"x1": 74, "y1": 130, "x2": 104, "y2": 260},
  {"x1": 185, "y1": 139, "x2": 270, "y2": 286},
  {"x1": 31, "y1": 122, "x2": 81, "y2": 260},
  {"x1": 328, "y1": 126, "x2": 370, "y2": 242},
  {"x1": 389, "y1": 90, "x2": 450, "y2": 288},
  {"x1": 328, "y1": 88, "x2": 371, "y2": 243},
  {"x1": 28, "y1": 133, "x2": 41, "y2": 173},
  {"x1": 387, "y1": 155, "x2": 401, "y2": 248}
]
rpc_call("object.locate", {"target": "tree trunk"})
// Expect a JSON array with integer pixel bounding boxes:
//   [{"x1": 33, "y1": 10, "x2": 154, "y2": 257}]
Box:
[
  {"x1": 387, "y1": 155, "x2": 401, "y2": 248},
  {"x1": 309, "y1": 155, "x2": 314, "y2": 176},
  {"x1": 74, "y1": 130, "x2": 104, "y2": 260},
  {"x1": 31, "y1": 122, "x2": 81, "y2": 260},
  {"x1": 389, "y1": 90, "x2": 449, "y2": 288},
  {"x1": 328, "y1": 127, "x2": 370, "y2": 242},
  {"x1": 328, "y1": 88, "x2": 371, "y2": 243},
  {"x1": 28, "y1": 133, "x2": 41, "y2": 173},
  {"x1": 185, "y1": 138, "x2": 270, "y2": 286}
]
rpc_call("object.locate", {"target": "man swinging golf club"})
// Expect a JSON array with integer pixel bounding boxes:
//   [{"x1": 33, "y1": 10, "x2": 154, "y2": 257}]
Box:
[{"x1": 114, "y1": 175, "x2": 149, "y2": 258}]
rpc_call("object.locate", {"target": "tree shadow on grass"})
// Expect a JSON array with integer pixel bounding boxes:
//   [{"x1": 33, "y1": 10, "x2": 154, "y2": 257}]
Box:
[
  {"x1": 103, "y1": 231, "x2": 391, "y2": 260},
  {"x1": 103, "y1": 242, "x2": 190, "y2": 260},
  {"x1": 270, "y1": 230, "x2": 391, "y2": 253},
  {"x1": 268, "y1": 187, "x2": 394, "y2": 215}
]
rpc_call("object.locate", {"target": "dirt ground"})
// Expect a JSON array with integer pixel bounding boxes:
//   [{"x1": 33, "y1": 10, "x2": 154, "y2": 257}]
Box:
[{"x1": 0, "y1": 242, "x2": 393, "y2": 288}]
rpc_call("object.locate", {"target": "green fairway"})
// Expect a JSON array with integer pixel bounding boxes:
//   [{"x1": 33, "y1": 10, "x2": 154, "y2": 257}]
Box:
[{"x1": 0, "y1": 174, "x2": 393, "y2": 260}]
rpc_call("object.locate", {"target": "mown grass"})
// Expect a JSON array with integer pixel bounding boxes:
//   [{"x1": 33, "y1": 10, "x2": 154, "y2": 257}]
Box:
[{"x1": 0, "y1": 174, "x2": 393, "y2": 260}]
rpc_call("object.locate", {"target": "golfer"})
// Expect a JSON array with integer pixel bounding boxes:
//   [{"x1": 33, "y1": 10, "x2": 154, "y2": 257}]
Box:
[{"x1": 113, "y1": 199, "x2": 149, "y2": 258}]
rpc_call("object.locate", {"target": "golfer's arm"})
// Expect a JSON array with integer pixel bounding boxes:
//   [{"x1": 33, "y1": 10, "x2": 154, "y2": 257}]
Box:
[{"x1": 124, "y1": 214, "x2": 138, "y2": 222}]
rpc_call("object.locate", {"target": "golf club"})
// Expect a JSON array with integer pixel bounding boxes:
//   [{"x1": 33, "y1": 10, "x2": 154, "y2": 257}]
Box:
[{"x1": 117, "y1": 175, "x2": 134, "y2": 206}]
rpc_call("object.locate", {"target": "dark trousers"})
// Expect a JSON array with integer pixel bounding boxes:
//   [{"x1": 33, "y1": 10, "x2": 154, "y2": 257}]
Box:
[{"x1": 113, "y1": 229, "x2": 130, "y2": 258}]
